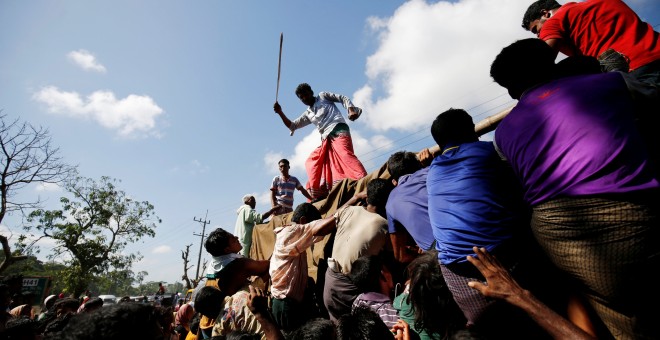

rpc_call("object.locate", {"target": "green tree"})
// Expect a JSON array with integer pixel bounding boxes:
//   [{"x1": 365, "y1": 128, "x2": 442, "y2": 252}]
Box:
[
  {"x1": 167, "y1": 281, "x2": 184, "y2": 296},
  {"x1": 21, "y1": 176, "x2": 160, "y2": 297},
  {"x1": 0, "y1": 113, "x2": 75, "y2": 273}
]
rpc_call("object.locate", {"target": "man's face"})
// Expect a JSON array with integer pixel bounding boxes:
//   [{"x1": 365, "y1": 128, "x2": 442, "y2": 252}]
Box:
[
  {"x1": 278, "y1": 162, "x2": 290, "y2": 176},
  {"x1": 528, "y1": 10, "x2": 551, "y2": 36},
  {"x1": 225, "y1": 234, "x2": 243, "y2": 254},
  {"x1": 297, "y1": 89, "x2": 315, "y2": 106}
]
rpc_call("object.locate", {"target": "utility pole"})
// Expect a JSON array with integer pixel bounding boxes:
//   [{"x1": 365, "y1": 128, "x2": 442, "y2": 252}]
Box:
[{"x1": 193, "y1": 210, "x2": 210, "y2": 281}]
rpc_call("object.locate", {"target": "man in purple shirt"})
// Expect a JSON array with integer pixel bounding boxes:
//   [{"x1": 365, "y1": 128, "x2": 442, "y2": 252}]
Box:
[{"x1": 490, "y1": 38, "x2": 660, "y2": 339}]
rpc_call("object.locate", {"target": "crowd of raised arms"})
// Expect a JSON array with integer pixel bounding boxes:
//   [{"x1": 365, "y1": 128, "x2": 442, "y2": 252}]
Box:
[{"x1": 1, "y1": 0, "x2": 658, "y2": 339}]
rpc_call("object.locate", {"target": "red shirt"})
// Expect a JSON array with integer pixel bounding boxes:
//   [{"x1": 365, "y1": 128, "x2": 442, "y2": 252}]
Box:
[{"x1": 540, "y1": 0, "x2": 660, "y2": 70}]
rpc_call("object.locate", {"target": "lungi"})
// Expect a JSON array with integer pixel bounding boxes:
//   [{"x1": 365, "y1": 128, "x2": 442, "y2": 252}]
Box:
[
  {"x1": 305, "y1": 125, "x2": 367, "y2": 200},
  {"x1": 532, "y1": 194, "x2": 660, "y2": 340}
]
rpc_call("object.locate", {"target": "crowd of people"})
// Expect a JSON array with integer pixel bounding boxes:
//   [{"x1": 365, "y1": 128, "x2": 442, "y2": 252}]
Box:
[{"x1": 2, "y1": 0, "x2": 658, "y2": 339}]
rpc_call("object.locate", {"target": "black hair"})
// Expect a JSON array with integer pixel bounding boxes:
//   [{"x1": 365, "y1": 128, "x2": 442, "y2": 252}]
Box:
[
  {"x1": 5, "y1": 316, "x2": 38, "y2": 339},
  {"x1": 336, "y1": 305, "x2": 394, "y2": 340},
  {"x1": 154, "y1": 305, "x2": 175, "y2": 331},
  {"x1": 83, "y1": 297, "x2": 103, "y2": 311},
  {"x1": 431, "y1": 108, "x2": 477, "y2": 149},
  {"x1": 42, "y1": 312, "x2": 75, "y2": 336},
  {"x1": 387, "y1": 151, "x2": 422, "y2": 182},
  {"x1": 288, "y1": 318, "x2": 336, "y2": 340},
  {"x1": 49, "y1": 303, "x2": 163, "y2": 340},
  {"x1": 205, "y1": 228, "x2": 233, "y2": 256},
  {"x1": 53, "y1": 297, "x2": 81, "y2": 314},
  {"x1": 490, "y1": 38, "x2": 556, "y2": 100},
  {"x1": 366, "y1": 178, "x2": 393, "y2": 211},
  {"x1": 521, "y1": 0, "x2": 561, "y2": 30},
  {"x1": 348, "y1": 255, "x2": 382, "y2": 293},
  {"x1": 295, "y1": 83, "x2": 313, "y2": 97},
  {"x1": 555, "y1": 55, "x2": 602, "y2": 79},
  {"x1": 279, "y1": 159, "x2": 290, "y2": 166},
  {"x1": 405, "y1": 251, "x2": 465, "y2": 336},
  {"x1": 190, "y1": 313, "x2": 201, "y2": 336},
  {"x1": 291, "y1": 203, "x2": 322, "y2": 224},
  {"x1": 193, "y1": 286, "x2": 226, "y2": 320},
  {"x1": 226, "y1": 331, "x2": 262, "y2": 340}
]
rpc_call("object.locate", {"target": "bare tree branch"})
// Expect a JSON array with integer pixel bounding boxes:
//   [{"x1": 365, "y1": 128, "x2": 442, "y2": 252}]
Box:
[
  {"x1": 0, "y1": 113, "x2": 75, "y2": 274},
  {"x1": 0, "y1": 235, "x2": 28, "y2": 273}
]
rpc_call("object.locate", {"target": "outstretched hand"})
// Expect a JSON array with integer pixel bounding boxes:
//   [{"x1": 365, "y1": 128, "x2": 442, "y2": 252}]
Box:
[
  {"x1": 247, "y1": 285, "x2": 270, "y2": 316},
  {"x1": 466, "y1": 246, "x2": 524, "y2": 303}
]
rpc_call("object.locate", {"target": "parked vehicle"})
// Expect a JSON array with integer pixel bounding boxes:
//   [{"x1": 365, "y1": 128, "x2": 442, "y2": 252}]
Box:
[{"x1": 97, "y1": 294, "x2": 117, "y2": 306}]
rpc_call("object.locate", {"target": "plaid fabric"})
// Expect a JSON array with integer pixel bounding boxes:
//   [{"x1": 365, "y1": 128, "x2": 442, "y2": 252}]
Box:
[
  {"x1": 532, "y1": 194, "x2": 660, "y2": 339},
  {"x1": 440, "y1": 263, "x2": 495, "y2": 326}
]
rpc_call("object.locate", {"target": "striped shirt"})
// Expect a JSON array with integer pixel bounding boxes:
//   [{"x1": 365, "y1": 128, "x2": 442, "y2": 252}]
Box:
[
  {"x1": 352, "y1": 292, "x2": 399, "y2": 329},
  {"x1": 271, "y1": 175, "x2": 302, "y2": 210}
]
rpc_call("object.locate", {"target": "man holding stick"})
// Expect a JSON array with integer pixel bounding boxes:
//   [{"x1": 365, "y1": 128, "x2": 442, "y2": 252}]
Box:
[{"x1": 273, "y1": 83, "x2": 367, "y2": 200}]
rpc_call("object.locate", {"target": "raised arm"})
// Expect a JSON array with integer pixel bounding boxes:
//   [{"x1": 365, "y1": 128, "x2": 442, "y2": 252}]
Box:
[
  {"x1": 310, "y1": 215, "x2": 337, "y2": 237},
  {"x1": 339, "y1": 191, "x2": 367, "y2": 210},
  {"x1": 466, "y1": 247, "x2": 596, "y2": 340},
  {"x1": 320, "y1": 91, "x2": 362, "y2": 121},
  {"x1": 273, "y1": 102, "x2": 292, "y2": 129},
  {"x1": 248, "y1": 285, "x2": 285, "y2": 340}
]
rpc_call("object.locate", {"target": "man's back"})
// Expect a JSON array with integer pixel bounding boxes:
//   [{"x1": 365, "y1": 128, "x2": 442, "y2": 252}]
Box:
[
  {"x1": 331, "y1": 206, "x2": 388, "y2": 274},
  {"x1": 539, "y1": 0, "x2": 660, "y2": 70},
  {"x1": 427, "y1": 141, "x2": 526, "y2": 266},
  {"x1": 494, "y1": 72, "x2": 659, "y2": 205},
  {"x1": 385, "y1": 167, "x2": 435, "y2": 251}
]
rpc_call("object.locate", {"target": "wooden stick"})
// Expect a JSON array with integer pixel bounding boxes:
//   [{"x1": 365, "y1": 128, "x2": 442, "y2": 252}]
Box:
[{"x1": 276, "y1": 33, "x2": 283, "y2": 101}]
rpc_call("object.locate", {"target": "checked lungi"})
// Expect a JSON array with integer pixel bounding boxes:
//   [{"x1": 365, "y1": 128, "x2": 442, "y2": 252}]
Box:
[{"x1": 532, "y1": 194, "x2": 660, "y2": 340}]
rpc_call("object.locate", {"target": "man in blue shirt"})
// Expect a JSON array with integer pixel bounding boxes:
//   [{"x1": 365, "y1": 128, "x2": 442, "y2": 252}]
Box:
[
  {"x1": 385, "y1": 150, "x2": 435, "y2": 265},
  {"x1": 427, "y1": 108, "x2": 529, "y2": 328}
]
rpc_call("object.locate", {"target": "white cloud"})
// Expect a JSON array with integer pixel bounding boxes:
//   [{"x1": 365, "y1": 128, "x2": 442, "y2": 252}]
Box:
[
  {"x1": 263, "y1": 152, "x2": 285, "y2": 176},
  {"x1": 152, "y1": 245, "x2": 172, "y2": 254},
  {"x1": 254, "y1": 191, "x2": 273, "y2": 211},
  {"x1": 356, "y1": 0, "x2": 527, "y2": 133},
  {"x1": 0, "y1": 224, "x2": 13, "y2": 238},
  {"x1": 67, "y1": 49, "x2": 107, "y2": 73},
  {"x1": 189, "y1": 160, "x2": 210, "y2": 175},
  {"x1": 288, "y1": 130, "x2": 323, "y2": 177},
  {"x1": 32, "y1": 86, "x2": 164, "y2": 137},
  {"x1": 35, "y1": 182, "x2": 61, "y2": 192}
]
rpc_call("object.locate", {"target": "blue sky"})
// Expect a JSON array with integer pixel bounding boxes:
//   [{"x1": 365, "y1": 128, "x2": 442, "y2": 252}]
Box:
[{"x1": 1, "y1": 0, "x2": 658, "y2": 287}]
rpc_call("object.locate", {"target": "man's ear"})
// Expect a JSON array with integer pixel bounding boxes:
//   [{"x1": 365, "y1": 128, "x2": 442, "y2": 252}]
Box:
[
  {"x1": 298, "y1": 216, "x2": 308, "y2": 224},
  {"x1": 542, "y1": 9, "x2": 551, "y2": 18},
  {"x1": 391, "y1": 179, "x2": 398, "y2": 187}
]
